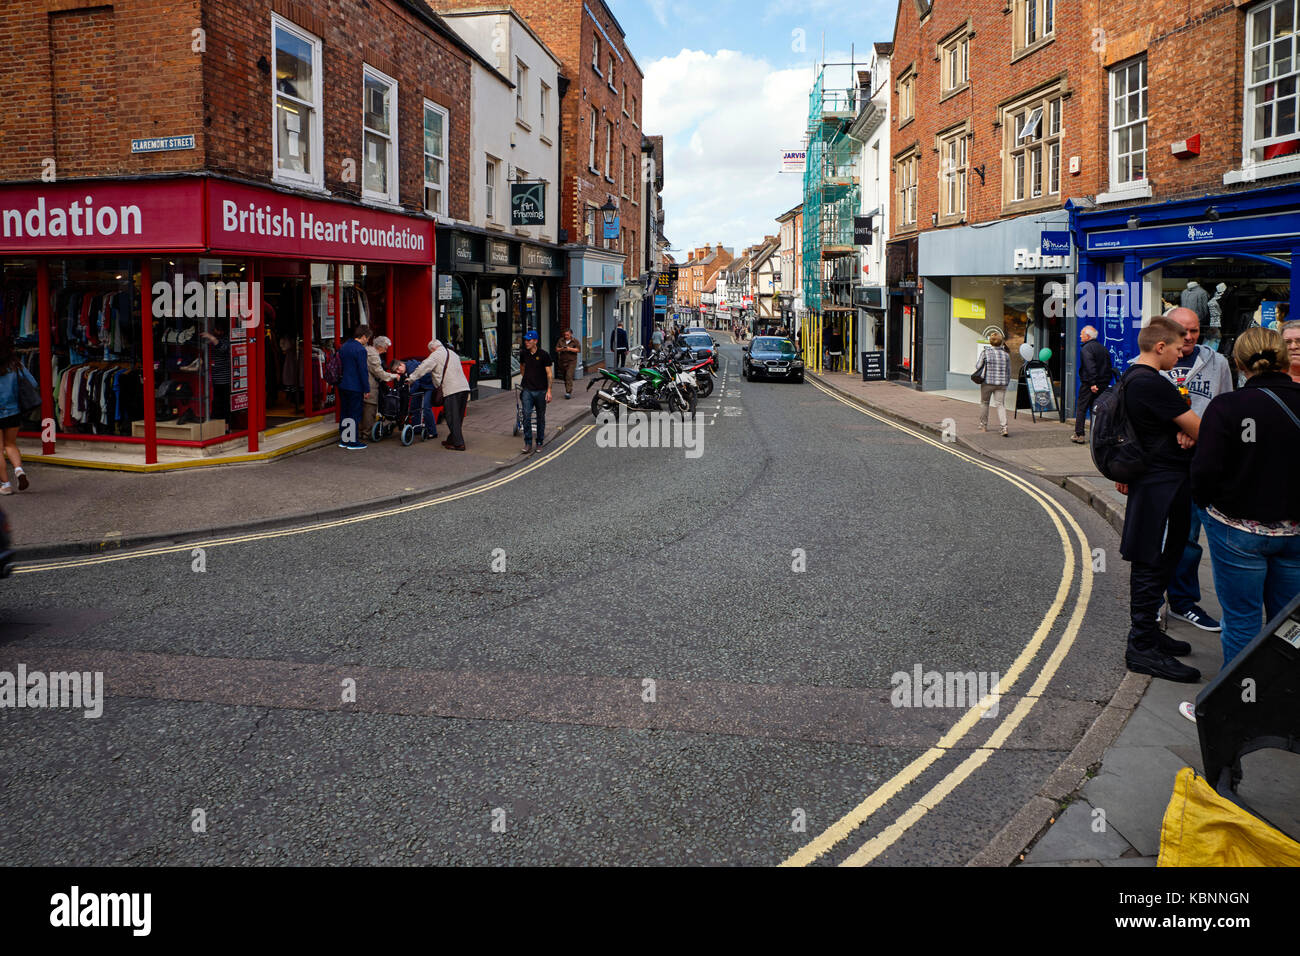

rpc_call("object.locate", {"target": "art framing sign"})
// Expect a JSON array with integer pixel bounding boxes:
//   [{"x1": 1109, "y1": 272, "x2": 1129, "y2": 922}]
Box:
[{"x1": 510, "y1": 182, "x2": 546, "y2": 226}]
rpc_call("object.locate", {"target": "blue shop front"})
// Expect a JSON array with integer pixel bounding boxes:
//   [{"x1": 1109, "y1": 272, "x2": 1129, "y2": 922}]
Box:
[{"x1": 1069, "y1": 182, "x2": 1300, "y2": 409}]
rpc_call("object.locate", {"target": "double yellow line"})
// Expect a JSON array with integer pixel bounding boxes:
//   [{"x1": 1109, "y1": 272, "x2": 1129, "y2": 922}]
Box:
[
  {"x1": 785, "y1": 380, "x2": 1094, "y2": 867},
  {"x1": 16, "y1": 424, "x2": 596, "y2": 574}
]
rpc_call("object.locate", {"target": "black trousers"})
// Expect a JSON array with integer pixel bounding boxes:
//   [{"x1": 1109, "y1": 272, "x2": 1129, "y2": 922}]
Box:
[
  {"x1": 615, "y1": 348, "x2": 628, "y2": 368},
  {"x1": 1124, "y1": 476, "x2": 1192, "y2": 657},
  {"x1": 1075, "y1": 383, "x2": 1100, "y2": 436},
  {"x1": 442, "y1": 390, "x2": 467, "y2": 447}
]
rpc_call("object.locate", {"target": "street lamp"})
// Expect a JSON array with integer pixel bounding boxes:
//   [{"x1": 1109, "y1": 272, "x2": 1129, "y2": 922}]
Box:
[{"x1": 600, "y1": 196, "x2": 618, "y2": 227}]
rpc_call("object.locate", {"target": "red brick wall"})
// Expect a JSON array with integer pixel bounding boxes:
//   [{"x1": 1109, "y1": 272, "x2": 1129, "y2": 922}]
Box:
[
  {"x1": 890, "y1": 0, "x2": 1102, "y2": 239},
  {"x1": 0, "y1": 0, "x2": 205, "y2": 182},
  {"x1": 1093, "y1": 0, "x2": 1299, "y2": 203},
  {"x1": 204, "y1": 0, "x2": 472, "y2": 218},
  {"x1": 0, "y1": 0, "x2": 473, "y2": 221}
]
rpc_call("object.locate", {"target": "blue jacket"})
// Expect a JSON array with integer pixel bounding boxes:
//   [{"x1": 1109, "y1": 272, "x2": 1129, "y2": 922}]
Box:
[
  {"x1": 339, "y1": 338, "x2": 370, "y2": 394},
  {"x1": 0, "y1": 365, "x2": 37, "y2": 419}
]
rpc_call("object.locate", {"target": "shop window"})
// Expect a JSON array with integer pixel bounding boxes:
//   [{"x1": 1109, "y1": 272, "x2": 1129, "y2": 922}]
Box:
[
  {"x1": 362, "y1": 65, "x2": 398, "y2": 205},
  {"x1": 478, "y1": 283, "x2": 503, "y2": 382},
  {"x1": 1109, "y1": 57, "x2": 1147, "y2": 190},
  {"x1": 438, "y1": 276, "x2": 467, "y2": 357},
  {"x1": 1, "y1": 259, "x2": 42, "y2": 433},
  {"x1": 271, "y1": 15, "x2": 323, "y2": 189},
  {"x1": 1005, "y1": 88, "x2": 1063, "y2": 207},
  {"x1": 583, "y1": 288, "x2": 597, "y2": 364},
  {"x1": 152, "y1": 258, "x2": 260, "y2": 438},
  {"x1": 1247, "y1": 0, "x2": 1300, "y2": 164},
  {"x1": 423, "y1": 101, "x2": 448, "y2": 218}
]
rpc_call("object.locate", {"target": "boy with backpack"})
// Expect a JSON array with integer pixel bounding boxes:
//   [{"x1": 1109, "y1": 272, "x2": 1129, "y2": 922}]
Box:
[{"x1": 1110, "y1": 316, "x2": 1203, "y2": 682}]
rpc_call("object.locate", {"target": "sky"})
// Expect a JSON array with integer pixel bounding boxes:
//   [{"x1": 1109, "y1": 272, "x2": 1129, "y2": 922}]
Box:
[{"x1": 607, "y1": 0, "x2": 899, "y2": 259}]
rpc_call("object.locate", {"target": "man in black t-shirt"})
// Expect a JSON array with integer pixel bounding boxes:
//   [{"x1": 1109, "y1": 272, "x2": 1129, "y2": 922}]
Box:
[
  {"x1": 518, "y1": 329, "x2": 552, "y2": 454},
  {"x1": 1116, "y1": 316, "x2": 1203, "y2": 683}
]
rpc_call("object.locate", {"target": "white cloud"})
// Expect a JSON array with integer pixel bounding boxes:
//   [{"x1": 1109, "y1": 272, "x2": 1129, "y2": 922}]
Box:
[{"x1": 644, "y1": 49, "x2": 810, "y2": 256}]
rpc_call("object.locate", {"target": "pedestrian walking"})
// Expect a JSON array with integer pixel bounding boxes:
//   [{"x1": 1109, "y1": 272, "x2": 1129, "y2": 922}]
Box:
[
  {"x1": 1115, "y1": 316, "x2": 1202, "y2": 683},
  {"x1": 337, "y1": 325, "x2": 371, "y2": 449},
  {"x1": 1161, "y1": 306, "x2": 1234, "y2": 633},
  {"x1": 555, "y1": 327, "x2": 580, "y2": 398},
  {"x1": 1283, "y1": 319, "x2": 1300, "y2": 383},
  {"x1": 406, "y1": 339, "x2": 470, "y2": 450},
  {"x1": 362, "y1": 335, "x2": 403, "y2": 437},
  {"x1": 1072, "y1": 325, "x2": 1113, "y2": 443},
  {"x1": 651, "y1": 326, "x2": 664, "y2": 350},
  {"x1": 0, "y1": 337, "x2": 38, "y2": 494},
  {"x1": 518, "y1": 329, "x2": 552, "y2": 454},
  {"x1": 974, "y1": 331, "x2": 1012, "y2": 437},
  {"x1": 613, "y1": 320, "x2": 629, "y2": 368},
  {"x1": 1191, "y1": 327, "x2": 1300, "y2": 668},
  {"x1": 825, "y1": 323, "x2": 844, "y2": 372}
]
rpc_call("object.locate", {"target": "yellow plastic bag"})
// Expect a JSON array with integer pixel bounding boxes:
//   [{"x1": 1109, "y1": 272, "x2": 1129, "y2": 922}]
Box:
[{"x1": 1158, "y1": 766, "x2": 1300, "y2": 867}]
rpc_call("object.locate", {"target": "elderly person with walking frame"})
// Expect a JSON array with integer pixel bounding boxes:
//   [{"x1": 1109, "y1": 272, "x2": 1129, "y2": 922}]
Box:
[
  {"x1": 362, "y1": 334, "x2": 404, "y2": 437},
  {"x1": 405, "y1": 338, "x2": 470, "y2": 451}
]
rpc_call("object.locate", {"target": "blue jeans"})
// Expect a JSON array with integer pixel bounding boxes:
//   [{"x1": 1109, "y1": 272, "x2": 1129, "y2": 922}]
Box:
[
  {"x1": 520, "y1": 387, "x2": 547, "y2": 446},
  {"x1": 1202, "y1": 510, "x2": 1300, "y2": 666},
  {"x1": 1167, "y1": 504, "x2": 1205, "y2": 612}
]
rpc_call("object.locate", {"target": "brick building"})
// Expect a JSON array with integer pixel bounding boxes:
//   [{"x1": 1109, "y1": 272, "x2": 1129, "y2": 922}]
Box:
[
  {"x1": 889, "y1": 0, "x2": 1300, "y2": 410},
  {"x1": 1070, "y1": 0, "x2": 1300, "y2": 399},
  {"x1": 888, "y1": 0, "x2": 1102, "y2": 393},
  {"x1": 0, "y1": 0, "x2": 490, "y2": 464},
  {"x1": 434, "y1": 0, "x2": 646, "y2": 370},
  {"x1": 677, "y1": 244, "x2": 733, "y2": 319}
]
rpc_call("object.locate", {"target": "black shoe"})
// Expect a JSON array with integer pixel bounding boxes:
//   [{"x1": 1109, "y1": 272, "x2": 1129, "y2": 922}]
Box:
[
  {"x1": 1157, "y1": 633, "x2": 1192, "y2": 657},
  {"x1": 1126, "y1": 649, "x2": 1201, "y2": 683}
]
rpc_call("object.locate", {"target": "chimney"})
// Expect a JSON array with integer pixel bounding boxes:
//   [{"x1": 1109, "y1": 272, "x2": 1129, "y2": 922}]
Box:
[{"x1": 687, "y1": 251, "x2": 695, "y2": 262}]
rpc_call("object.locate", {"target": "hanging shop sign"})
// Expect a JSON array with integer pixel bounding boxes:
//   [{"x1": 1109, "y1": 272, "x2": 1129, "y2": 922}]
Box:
[
  {"x1": 206, "y1": 180, "x2": 432, "y2": 265},
  {"x1": 1040, "y1": 231, "x2": 1071, "y2": 256},
  {"x1": 854, "y1": 215, "x2": 874, "y2": 246},
  {"x1": 603, "y1": 215, "x2": 621, "y2": 240},
  {"x1": 0, "y1": 179, "x2": 205, "y2": 253},
  {"x1": 510, "y1": 182, "x2": 547, "y2": 226}
]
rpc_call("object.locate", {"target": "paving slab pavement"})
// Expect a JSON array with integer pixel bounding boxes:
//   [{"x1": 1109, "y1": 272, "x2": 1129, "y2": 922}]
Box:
[{"x1": 5, "y1": 385, "x2": 592, "y2": 558}]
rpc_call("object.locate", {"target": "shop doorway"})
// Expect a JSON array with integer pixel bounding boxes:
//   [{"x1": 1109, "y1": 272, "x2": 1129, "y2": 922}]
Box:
[{"x1": 261, "y1": 274, "x2": 307, "y2": 427}]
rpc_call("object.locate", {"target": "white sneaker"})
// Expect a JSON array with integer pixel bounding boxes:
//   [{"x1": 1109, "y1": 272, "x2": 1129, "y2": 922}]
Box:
[{"x1": 1178, "y1": 701, "x2": 1197, "y2": 723}]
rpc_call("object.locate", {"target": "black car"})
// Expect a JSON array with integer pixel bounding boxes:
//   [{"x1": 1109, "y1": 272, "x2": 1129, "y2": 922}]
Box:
[
  {"x1": 677, "y1": 332, "x2": 719, "y2": 370},
  {"x1": 743, "y1": 336, "x2": 804, "y2": 382}
]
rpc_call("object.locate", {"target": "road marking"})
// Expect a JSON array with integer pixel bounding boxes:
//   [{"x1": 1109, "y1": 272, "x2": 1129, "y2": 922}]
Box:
[
  {"x1": 15, "y1": 424, "x2": 597, "y2": 574},
  {"x1": 782, "y1": 379, "x2": 1093, "y2": 867}
]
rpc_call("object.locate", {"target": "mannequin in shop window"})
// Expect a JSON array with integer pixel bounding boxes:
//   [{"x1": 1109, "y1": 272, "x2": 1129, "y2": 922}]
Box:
[
  {"x1": 1180, "y1": 281, "x2": 1209, "y2": 324},
  {"x1": 1205, "y1": 283, "x2": 1226, "y2": 351}
]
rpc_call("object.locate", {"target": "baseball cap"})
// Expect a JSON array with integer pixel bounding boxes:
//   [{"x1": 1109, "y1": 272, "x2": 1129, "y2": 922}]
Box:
[{"x1": 524, "y1": 330, "x2": 540, "y2": 341}]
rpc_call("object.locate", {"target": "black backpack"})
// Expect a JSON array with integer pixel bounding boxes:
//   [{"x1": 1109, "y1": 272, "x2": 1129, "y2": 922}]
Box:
[{"x1": 1089, "y1": 367, "x2": 1149, "y2": 483}]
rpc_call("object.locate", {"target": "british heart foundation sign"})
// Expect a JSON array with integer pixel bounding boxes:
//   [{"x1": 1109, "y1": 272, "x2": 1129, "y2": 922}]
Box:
[
  {"x1": 0, "y1": 179, "x2": 205, "y2": 253},
  {"x1": 206, "y1": 180, "x2": 433, "y2": 265}
]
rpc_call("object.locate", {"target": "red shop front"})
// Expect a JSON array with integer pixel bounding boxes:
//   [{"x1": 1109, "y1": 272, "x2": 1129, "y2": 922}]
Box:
[{"x1": 0, "y1": 176, "x2": 434, "y2": 464}]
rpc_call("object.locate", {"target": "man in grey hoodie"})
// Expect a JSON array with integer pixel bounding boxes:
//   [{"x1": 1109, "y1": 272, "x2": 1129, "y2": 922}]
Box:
[{"x1": 1161, "y1": 307, "x2": 1233, "y2": 632}]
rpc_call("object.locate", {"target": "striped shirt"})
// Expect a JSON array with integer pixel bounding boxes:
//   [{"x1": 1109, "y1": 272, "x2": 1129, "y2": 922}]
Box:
[{"x1": 977, "y1": 346, "x2": 1010, "y2": 387}]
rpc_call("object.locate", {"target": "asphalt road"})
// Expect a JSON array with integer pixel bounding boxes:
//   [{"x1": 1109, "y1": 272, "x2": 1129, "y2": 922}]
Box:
[{"x1": 0, "y1": 343, "x2": 1131, "y2": 865}]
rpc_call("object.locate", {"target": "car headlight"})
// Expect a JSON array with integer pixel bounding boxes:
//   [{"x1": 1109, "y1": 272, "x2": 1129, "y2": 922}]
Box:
[{"x1": 793, "y1": 359, "x2": 804, "y2": 367}]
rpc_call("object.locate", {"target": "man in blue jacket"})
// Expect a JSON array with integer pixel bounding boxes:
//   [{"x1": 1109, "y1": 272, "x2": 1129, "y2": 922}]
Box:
[{"x1": 339, "y1": 325, "x2": 372, "y2": 449}]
